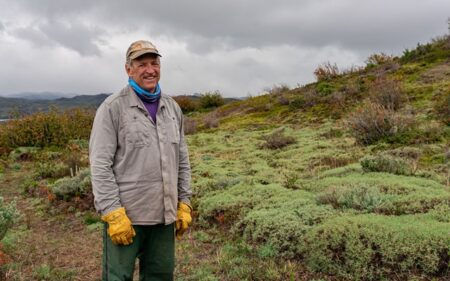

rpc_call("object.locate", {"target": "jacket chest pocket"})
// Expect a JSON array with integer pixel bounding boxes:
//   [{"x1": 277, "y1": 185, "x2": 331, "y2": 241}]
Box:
[
  {"x1": 166, "y1": 115, "x2": 180, "y2": 144},
  {"x1": 125, "y1": 115, "x2": 152, "y2": 147}
]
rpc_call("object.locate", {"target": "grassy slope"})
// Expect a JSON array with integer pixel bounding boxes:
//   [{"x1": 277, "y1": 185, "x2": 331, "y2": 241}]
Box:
[{"x1": 182, "y1": 36, "x2": 450, "y2": 280}]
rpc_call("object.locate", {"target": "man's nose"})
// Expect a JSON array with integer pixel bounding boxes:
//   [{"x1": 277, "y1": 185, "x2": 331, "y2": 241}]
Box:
[{"x1": 144, "y1": 65, "x2": 157, "y2": 73}]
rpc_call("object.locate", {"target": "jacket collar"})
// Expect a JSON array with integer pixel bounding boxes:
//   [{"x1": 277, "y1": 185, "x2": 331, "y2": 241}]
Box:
[{"x1": 125, "y1": 85, "x2": 166, "y2": 111}]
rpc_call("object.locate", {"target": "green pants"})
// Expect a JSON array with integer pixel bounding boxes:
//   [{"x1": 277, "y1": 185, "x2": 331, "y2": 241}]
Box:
[{"x1": 102, "y1": 223, "x2": 175, "y2": 281}]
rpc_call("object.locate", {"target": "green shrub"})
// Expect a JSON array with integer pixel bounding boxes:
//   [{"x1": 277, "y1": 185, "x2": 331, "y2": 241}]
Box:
[
  {"x1": 288, "y1": 90, "x2": 318, "y2": 110},
  {"x1": 8, "y1": 146, "x2": 39, "y2": 161},
  {"x1": 315, "y1": 82, "x2": 335, "y2": 96},
  {"x1": 35, "y1": 162, "x2": 68, "y2": 179},
  {"x1": 386, "y1": 123, "x2": 450, "y2": 145},
  {"x1": 427, "y1": 204, "x2": 450, "y2": 222},
  {"x1": 0, "y1": 108, "x2": 94, "y2": 148},
  {"x1": 239, "y1": 201, "x2": 336, "y2": 258},
  {"x1": 434, "y1": 90, "x2": 450, "y2": 126},
  {"x1": 0, "y1": 197, "x2": 19, "y2": 240},
  {"x1": 50, "y1": 168, "x2": 91, "y2": 200},
  {"x1": 360, "y1": 154, "x2": 412, "y2": 175},
  {"x1": 317, "y1": 184, "x2": 388, "y2": 213},
  {"x1": 199, "y1": 91, "x2": 225, "y2": 109},
  {"x1": 20, "y1": 176, "x2": 39, "y2": 194},
  {"x1": 198, "y1": 183, "x2": 285, "y2": 224},
  {"x1": 302, "y1": 214, "x2": 450, "y2": 280},
  {"x1": 305, "y1": 170, "x2": 449, "y2": 215}
]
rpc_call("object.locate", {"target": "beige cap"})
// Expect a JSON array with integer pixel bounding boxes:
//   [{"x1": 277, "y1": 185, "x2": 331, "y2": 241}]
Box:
[{"x1": 126, "y1": 40, "x2": 161, "y2": 63}]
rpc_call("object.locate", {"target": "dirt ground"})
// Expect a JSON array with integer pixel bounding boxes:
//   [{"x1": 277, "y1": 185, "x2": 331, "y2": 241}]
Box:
[{"x1": 0, "y1": 164, "x2": 102, "y2": 281}]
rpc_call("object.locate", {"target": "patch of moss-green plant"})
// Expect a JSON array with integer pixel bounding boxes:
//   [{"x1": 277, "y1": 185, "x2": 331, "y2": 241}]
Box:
[
  {"x1": 238, "y1": 195, "x2": 336, "y2": 258},
  {"x1": 0, "y1": 197, "x2": 20, "y2": 241},
  {"x1": 50, "y1": 167, "x2": 91, "y2": 200},
  {"x1": 301, "y1": 214, "x2": 450, "y2": 280}
]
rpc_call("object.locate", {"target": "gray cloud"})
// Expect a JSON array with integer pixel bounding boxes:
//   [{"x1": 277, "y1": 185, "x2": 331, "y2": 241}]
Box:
[
  {"x1": 39, "y1": 20, "x2": 104, "y2": 56},
  {"x1": 0, "y1": 0, "x2": 448, "y2": 97},
  {"x1": 11, "y1": 19, "x2": 105, "y2": 56}
]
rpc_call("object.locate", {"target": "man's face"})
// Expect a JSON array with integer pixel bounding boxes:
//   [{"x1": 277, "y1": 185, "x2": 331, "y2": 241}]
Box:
[{"x1": 126, "y1": 54, "x2": 161, "y2": 93}]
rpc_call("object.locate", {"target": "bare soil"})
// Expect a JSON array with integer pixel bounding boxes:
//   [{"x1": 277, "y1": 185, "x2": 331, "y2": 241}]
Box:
[{"x1": 0, "y1": 163, "x2": 102, "y2": 281}]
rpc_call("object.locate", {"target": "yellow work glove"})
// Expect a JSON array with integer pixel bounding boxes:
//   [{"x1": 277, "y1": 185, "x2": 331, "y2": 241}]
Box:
[
  {"x1": 176, "y1": 202, "x2": 192, "y2": 240},
  {"x1": 101, "y1": 207, "x2": 136, "y2": 245}
]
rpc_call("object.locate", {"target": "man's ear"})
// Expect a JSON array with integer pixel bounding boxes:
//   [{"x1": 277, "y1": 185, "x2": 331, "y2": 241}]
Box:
[{"x1": 125, "y1": 63, "x2": 131, "y2": 76}]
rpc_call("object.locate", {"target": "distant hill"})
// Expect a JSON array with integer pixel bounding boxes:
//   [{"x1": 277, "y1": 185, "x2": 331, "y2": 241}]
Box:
[
  {"x1": 0, "y1": 94, "x2": 110, "y2": 119},
  {"x1": 0, "y1": 93, "x2": 241, "y2": 119},
  {"x1": 1, "y1": 92, "x2": 77, "y2": 100}
]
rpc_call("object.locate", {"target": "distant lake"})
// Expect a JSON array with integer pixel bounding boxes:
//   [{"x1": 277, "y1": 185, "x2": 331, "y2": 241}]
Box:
[{"x1": 0, "y1": 119, "x2": 10, "y2": 122}]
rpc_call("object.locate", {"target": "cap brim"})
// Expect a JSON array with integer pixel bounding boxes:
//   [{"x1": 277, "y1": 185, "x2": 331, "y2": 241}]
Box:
[{"x1": 129, "y1": 49, "x2": 161, "y2": 60}]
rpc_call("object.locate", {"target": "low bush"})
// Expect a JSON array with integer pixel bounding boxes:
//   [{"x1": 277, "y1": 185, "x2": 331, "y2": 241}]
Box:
[
  {"x1": 301, "y1": 214, "x2": 450, "y2": 280},
  {"x1": 368, "y1": 77, "x2": 406, "y2": 111},
  {"x1": 365, "y1": 53, "x2": 395, "y2": 68},
  {"x1": 183, "y1": 117, "x2": 198, "y2": 135},
  {"x1": 0, "y1": 108, "x2": 94, "y2": 148},
  {"x1": 347, "y1": 101, "x2": 415, "y2": 145},
  {"x1": 201, "y1": 112, "x2": 220, "y2": 129},
  {"x1": 315, "y1": 82, "x2": 336, "y2": 96},
  {"x1": 288, "y1": 90, "x2": 318, "y2": 110},
  {"x1": 306, "y1": 170, "x2": 449, "y2": 215},
  {"x1": 385, "y1": 147, "x2": 421, "y2": 172},
  {"x1": 8, "y1": 147, "x2": 39, "y2": 161},
  {"x1": 199, "y1": 91, "x2": 225, "y2": 109},
  {"x1": 35, "y1": 162, "x2": 68, "y2": 179},
  {"x1": 50, "y1": 168, "x2": 91, "y2": 200},
  {"x1": 314, "y1": 62, "x2": 340, "y2": 81},
  {"x1": 265, "y1": 84, "x2": 290, "y2": 95},
  {"x1": 316, "y1": 184, "x2": 388, "y2": 213},
  {"x1": 173, "y1": 96, "x2": 199, "y2": 113},
  {"x1": 239, "y1": 200, "x2": 336, "y2": 258},
  {"x1": 427, "y1": 203, "x2": 450, "y2": 222},
  {"x1": 20, "y1": 176, "x2": 39, "y2": 194},
  {"x1": 198, "y1": 183, "x2": 287, "y2": 225},
  {"x1": 0, "y1": 197, "x2": 19, "y2": 241},
  {"x1": 260, "y1": 129, "x2": 296, "y2": 150},
  {"x1": 434, "y1": 90, "x2": 450, "y2": 126},
  {"x1": 360, "y1": 154, "x2": 412, "y2": 175}
]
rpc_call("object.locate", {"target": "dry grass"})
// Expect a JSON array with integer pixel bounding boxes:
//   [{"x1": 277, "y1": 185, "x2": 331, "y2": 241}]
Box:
[{"x1": 0, "y1": 163, "x2": 102, "y2": 281}]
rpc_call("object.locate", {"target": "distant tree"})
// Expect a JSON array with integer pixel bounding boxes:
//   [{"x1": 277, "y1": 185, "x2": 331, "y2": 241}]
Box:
[
  {"x1": 173, "y1": 96, "x2": 198, "y2": 113},
  {"x1": 199, "y1": 91, "x2": 225, "y2": 109}
]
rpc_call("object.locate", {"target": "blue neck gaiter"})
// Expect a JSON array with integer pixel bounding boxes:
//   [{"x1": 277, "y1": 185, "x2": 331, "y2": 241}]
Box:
[{"x1": 128, "y1": 78, "x2": 161, "y2": 103}]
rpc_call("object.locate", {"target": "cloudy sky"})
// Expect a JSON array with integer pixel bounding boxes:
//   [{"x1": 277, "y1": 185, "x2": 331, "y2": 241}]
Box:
[{"x1": 0, "y1": 0, "x2": 449, "y2": 98}]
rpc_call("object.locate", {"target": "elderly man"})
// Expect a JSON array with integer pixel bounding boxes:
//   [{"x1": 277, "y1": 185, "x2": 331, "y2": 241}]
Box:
[{"x1": 89, "y1": 40, "x2": 192, "y2": 281}]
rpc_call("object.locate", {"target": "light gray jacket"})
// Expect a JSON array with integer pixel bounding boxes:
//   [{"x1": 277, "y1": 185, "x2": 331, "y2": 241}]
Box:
[{"x1": 89, "y1": 85, "x2": 191, "y2": 225}]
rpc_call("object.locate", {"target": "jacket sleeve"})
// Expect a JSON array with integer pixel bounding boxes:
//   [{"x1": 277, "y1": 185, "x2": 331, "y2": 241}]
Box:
[
  {"x1": 177, "y1": 113, "x2": 192, "y2": 204},
  {"x1": 89, "y1": 103, "x2": 122, "y2": 215}
]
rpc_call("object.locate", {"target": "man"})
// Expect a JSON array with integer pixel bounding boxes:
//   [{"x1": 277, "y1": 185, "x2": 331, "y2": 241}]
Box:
[{"x1": 89, "y1": 40, "x2": 192, "y2": 281}]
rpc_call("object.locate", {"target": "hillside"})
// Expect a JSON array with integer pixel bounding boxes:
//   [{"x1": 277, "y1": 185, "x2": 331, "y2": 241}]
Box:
[
  {"x1": 0, "y1": 93, "x2": 240, "y2": 119},
  {"x1": 0, "y1": 94, "x2": 110, "y2": 119},
  {"x1": 0, "y1": 35, "x2": 449, "y2": 280},
  {"x1": 175, "y1": 34, "x2": 450, "y2": 280}
]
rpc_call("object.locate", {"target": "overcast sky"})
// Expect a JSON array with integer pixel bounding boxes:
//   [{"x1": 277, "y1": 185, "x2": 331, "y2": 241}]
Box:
[{"x1": 0, "y1": 0, "x2": 449, "y2": 98}]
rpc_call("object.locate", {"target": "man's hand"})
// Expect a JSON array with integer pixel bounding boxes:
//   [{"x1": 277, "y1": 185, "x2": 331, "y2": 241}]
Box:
[
  {"x1": 176, "y1": 202, "x2": 192, "y2": 240},
  {"x1": 101, "y1": 207, "x2": 136, "y2": 245}
]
